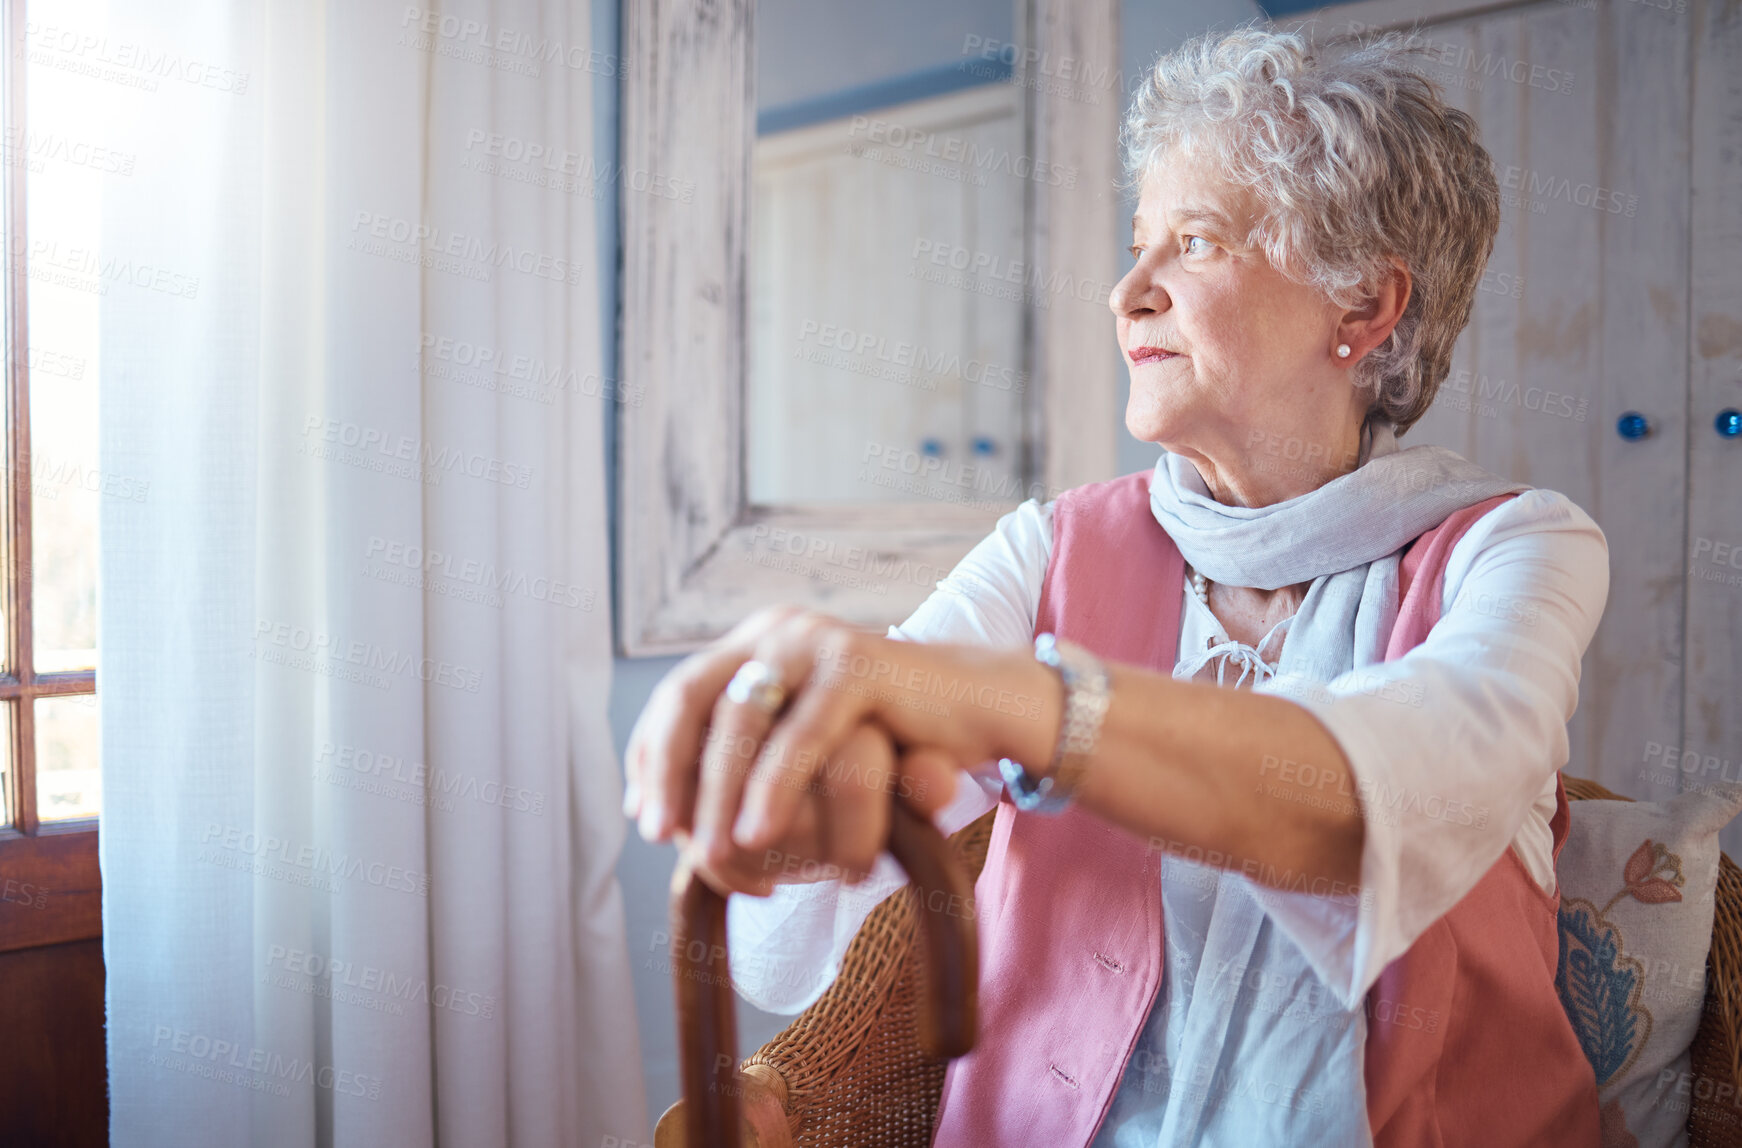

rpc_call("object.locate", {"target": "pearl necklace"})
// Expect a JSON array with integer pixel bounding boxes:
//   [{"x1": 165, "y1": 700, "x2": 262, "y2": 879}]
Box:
[
  {"x1": 1189, "y1": 567, "x2": 1224, "y2": 654},
  {"x1": 1190, "y1": 567, "x2": 1211, "y2": 606}
]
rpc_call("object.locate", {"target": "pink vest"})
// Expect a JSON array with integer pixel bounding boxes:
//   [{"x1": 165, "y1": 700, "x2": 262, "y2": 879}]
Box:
[{"x1": 930, "y1": 472, "x2": 1600, "y2": 1146}]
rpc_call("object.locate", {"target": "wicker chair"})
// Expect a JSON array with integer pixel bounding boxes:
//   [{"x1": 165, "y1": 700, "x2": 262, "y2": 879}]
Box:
[{"x1": 657, "y1": 775, "x2": 1742, "y2": 1146}]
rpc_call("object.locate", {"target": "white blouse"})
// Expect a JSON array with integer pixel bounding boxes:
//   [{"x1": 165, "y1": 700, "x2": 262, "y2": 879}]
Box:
[{"x1": 725, "y1": 486, "x2": 1609, "y2": 1015}]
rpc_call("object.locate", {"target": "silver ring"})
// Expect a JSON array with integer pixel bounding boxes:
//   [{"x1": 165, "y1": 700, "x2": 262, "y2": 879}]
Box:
[{"x1": 726, "y1": 660, "x2": 787, "y2": 715}]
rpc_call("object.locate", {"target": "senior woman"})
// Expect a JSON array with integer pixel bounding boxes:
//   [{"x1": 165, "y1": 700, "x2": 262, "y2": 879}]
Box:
[{"x1": 625, "y1": 27, "x2": 1608, "y2": 1147}]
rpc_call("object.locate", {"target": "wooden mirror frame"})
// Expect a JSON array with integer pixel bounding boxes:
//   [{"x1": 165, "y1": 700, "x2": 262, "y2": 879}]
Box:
[{"x1": 618, "y1": 0, "x2": 1122, "y2": 655}]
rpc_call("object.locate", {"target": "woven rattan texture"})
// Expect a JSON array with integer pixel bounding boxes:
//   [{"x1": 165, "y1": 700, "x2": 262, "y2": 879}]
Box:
[
  {"x1": 741, "y1": 779, "x2": 1742, "y2": 1145},
  {"x1": 741, "y1": 808, "x2": 997, "y2": 1147}
]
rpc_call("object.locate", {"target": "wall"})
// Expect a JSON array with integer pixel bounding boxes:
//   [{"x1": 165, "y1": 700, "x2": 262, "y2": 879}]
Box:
[
  {"x1": 605, "y1": 0, "x2": 1262, "y2": 1134},
  {"x1": 758, "y1": 0, "x2": 1013, "y2": 113}
]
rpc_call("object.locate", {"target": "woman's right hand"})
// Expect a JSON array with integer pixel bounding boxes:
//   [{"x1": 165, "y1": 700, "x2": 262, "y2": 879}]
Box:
[
  {"x1": 677, "y1": 719, "x2": 920, "y2": 898},
  {"x1": 622, "y1": 606, "x2": 960, "y2": 898}
]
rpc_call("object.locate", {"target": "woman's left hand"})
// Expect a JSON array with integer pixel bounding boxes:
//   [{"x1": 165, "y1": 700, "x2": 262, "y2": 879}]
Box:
[{"x1": 624, "y1": 606, "x2": 1060, "y2": 891}]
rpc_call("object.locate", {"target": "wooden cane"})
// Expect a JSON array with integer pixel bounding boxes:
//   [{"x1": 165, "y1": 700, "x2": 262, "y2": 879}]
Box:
[{"x1": 667, "y1": 801, "x2": 979, "y2": 1147}]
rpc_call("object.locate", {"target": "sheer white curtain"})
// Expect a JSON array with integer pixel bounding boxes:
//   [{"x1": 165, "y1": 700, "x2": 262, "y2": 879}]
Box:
[{"x1": 96, "y1": 1, "x2": 647, "y2": 1144}]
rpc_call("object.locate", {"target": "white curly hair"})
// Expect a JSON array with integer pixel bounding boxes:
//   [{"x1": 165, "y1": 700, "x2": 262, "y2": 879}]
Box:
[{"x1": 1123, "y1": 26, "x2": 1500, "y2": 434}]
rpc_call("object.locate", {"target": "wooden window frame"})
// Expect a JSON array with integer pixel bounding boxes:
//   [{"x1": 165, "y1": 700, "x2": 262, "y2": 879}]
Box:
[{"x1": 0, "y1": 0, "x2": 101, "y2": 956}]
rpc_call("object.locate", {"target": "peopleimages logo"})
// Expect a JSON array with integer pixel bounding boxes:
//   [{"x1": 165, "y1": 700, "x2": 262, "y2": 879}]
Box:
[
  {"x1": 23, "y1": 21, "x2": 250, "y2": 94},
  {"x1": 26, "y1": 450, "x2": 151, "y2": 503},
  {"x1": 316, "y1": 741, "x2": 546, "y2": 815},
  {"x1": 265, "y1": 946, "x2": 497, "y2": 1019},
  {"x1": 300, "y1": 416, "x2": 533, "y2": 490},
  {"x1": 2, "y1": 127, "x2": 135, "y2": 176},
  {"x1": 794, "y1": 320, "x2": 1026, "y2": 393},
  {"x1": 1344, "y1": 22, "x2": 1575, "y2": 94},
  {"x1": 846, "y1": 116, "x2": 1077, "y2": 187},
  {"x1": 149, "y1": 1026, "x2": 383, "y2": 1100},
  {"x1": 1499, "y1": 165, "x2": 1638, "y2": 216},
  {"x1": 745, "y1": 523, "x2": 955, "y2": 590},
  {"x1": 416, "y1": 331, "x2": 642, "y2": 407},
  {"x1": 253, "y1": 617, "x2": 484, "y2": 694},
  {"x1": 858, "y1": 440, "x2": 1064, "y2": 508},
  {"x1": 18, "y1": 237, "x2": 200, "y2": 299},
  {"x1": 460, "y1": 129, "x2": 693, "y2": 203},
  {"x1": 1, "y1": 876, "x2": 48, "y2": 910},
  {"x1": 399, "y1": 7, "x2": 629, "y2": 77},
  {"x1": 815, "y1": 645, "x2": 1045, "y2": 720},
  {"x1": 365, "y1": 536, "x2": 594, "y2": 611},
  {"x1": 909, "y1": 237, "x2": 1116, "y2": 306},
  {"x1": 348, "y1": 211, "x2": 585, "y2": 287},
  {"x1": 198, "y1": 823, "x2": 432, "y2": 897},
  {"x1": 960, "y1": 35, "x2": 1115, "y2": 90},
  {"x1": 1260, "y1": 754, "x2": 1486, "y2": 828}
]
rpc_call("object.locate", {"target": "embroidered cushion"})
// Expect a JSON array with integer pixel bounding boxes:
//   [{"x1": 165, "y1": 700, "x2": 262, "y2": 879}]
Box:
[{"x1": 1556, "y1": 784, "x2": 1742, "y2": 1148}]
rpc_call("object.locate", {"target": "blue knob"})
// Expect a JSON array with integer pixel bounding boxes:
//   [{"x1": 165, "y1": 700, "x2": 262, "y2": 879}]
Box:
[
  {"x1": 920, "y1": 437, "x2": 945, "y2": 457},
  {"x1": 1617, "y1": 412, "x2": 1650, "y2": 441},
  {"x1": 971, "y1": 436, "x2": 997, "y2": 456},
  {"x1": 1716, "y1": 409, "x2": 1742, "y2": 439}
]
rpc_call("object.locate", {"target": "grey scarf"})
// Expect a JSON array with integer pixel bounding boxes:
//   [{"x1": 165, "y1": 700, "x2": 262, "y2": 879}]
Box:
[{"x1": 1149, "y1": 422, "x2": 1529, "y2": 680}]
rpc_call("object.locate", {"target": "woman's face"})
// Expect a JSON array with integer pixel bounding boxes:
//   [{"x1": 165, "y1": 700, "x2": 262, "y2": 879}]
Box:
[{"x1": 1110, "y1": 155, "x2": 1360, "y2": 474}]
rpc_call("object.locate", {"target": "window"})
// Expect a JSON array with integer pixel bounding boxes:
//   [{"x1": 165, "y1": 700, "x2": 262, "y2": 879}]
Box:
[{"x1": 0, "y1": 0, "x2": 102, "y2": 952}]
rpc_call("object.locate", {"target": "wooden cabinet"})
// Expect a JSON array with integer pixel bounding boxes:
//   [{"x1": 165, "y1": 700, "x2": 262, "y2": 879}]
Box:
[{"x1": 1289, "y1": 0, "x2": 1742, "y2": 848}]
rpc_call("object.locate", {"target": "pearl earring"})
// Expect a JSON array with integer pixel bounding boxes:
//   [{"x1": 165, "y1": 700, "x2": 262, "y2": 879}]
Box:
[{"x1": 1336, "y1": 343, "x2": 1352, "y2": 359}]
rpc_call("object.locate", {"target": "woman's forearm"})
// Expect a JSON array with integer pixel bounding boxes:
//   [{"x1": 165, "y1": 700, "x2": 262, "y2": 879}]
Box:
[
  {"x1": 961, "y1": 651, "x2": 1366, "y2": 891},
  {"x1": 1068, "y1": 666, "x2": 1364, "y2": 888}
]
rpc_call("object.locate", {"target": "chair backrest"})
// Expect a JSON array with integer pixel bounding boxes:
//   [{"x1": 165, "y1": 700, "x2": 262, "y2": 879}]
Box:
[
  {"x1": 664, "y1": 803, "x2": 985, "y2": 1148},
  {"x1": 732, "y1": 809, "x2": 999, "y2": 1148},
  {"x1": 707, "y1": 777, "x2": 1742, "y2": 1146}
]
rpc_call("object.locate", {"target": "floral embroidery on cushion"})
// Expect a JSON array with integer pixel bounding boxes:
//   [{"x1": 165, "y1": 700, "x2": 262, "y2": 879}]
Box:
[
  {"x1": 1614, "y1": 840, "x2": 1685, "y2": 909},
  {"x1": 1556, "y1": 840, "x2": 1686, "y2": 1092},
  {"x1": 1558, "y1": 901, "x2": 1651, "y2": 1087}
]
